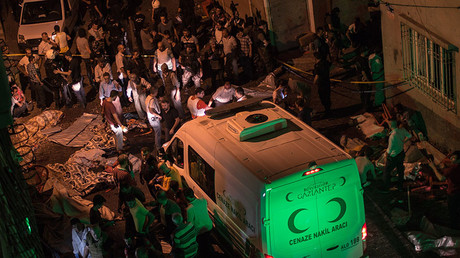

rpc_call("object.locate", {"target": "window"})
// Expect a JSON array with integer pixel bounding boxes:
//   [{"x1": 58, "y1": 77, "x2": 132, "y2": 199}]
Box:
[
  {"x1": 188, "y1": 146, "x2": 215, "y2": 201},
  {"x1": 168, "y1": 138, "x2": 184, "y2": 169},
  {"x1": 21, "y1": 0, "x2": 62, "y2": 25},
  {"x1": 401, "y1": 23, "x2": 456, "y2": 112}
]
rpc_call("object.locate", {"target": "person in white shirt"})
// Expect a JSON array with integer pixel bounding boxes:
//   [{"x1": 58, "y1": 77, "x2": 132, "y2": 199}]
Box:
[
  {"x1": 145, "y1": 87, "x2": 163, "y2": 150},
  {"x1": 208, "y1": 81, "x2": 235, "y2": 107},
  {"x1": 71, "y1": 218, "x2": 91, "y2": 258},
  {"x1": 187, "y1": 87, "x2": 211, "y2": 119},
  {"x1": 53, "y1": 25, "x2": 71, "y2": 53},
  {"x1": 153, "y1": 41, "x2": 176, "y2": 78},
  {"x1": 38, "y1": 32, "x2": 55, "y2": 56},
  {"x1": 355, "y1": 146, "x2": 376, "y2": 187},
  {"x1": 383, "y1": 120, "x2": 412, "y2": 191},
  {"x1": 127, "y1": 72, "x2": 151, "y2": 120},
  {"x1": 88, "y1": 22, "x2": 105, "y2": 42},
  {"x1": 235, "y1": 86, "x2": 247, "y2": 102},
  {"x1": 94, "y1": 58, "x2": 112, "y2": 86}
]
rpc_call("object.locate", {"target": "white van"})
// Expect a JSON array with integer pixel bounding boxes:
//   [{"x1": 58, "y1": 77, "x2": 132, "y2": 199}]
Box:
[
  {"x1": 17, "y1": 0, "x2": 80, "y2": 52},
  {"x1": 163, "y1": 99, "x2": 367, "y2": 257}
]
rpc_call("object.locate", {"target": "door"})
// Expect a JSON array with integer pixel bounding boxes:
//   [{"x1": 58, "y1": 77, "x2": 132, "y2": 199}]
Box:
[{"x1": 265, "y1": 174, "x2": 321, "y2": 258}]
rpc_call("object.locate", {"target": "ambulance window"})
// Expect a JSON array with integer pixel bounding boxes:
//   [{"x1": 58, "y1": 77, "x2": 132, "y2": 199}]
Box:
[
  {"x1": 168, "y1": 138, "x2": 184, "y2": 169},
  {"x1": 188, "y1": 146, "x2": 215, "y2": 202}
]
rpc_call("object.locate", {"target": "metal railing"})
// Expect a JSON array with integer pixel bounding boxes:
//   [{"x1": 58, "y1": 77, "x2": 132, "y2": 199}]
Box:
[{"x1": 401, "y1": 23, "x2": 457, "y2": 113}]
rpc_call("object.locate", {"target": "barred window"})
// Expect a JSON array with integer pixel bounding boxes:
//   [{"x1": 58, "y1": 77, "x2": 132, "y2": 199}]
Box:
[{"x1": 401, "y1": 23, "x2": 456, "y2": 112}]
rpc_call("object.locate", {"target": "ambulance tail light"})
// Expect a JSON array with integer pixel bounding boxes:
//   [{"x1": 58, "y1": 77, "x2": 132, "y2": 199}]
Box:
[
  {"x1": 362, "y1": 223, "x2": 368, "y2": 253},
  {"x1": 361, "y1": 223, "x2": 367, "y2": 240},
  {"x1": 264, "y1": 254, "x2": 274, "y2": 258},
  {"x1": 302, "y1": 168, "x2": 322, "y2": 176}
]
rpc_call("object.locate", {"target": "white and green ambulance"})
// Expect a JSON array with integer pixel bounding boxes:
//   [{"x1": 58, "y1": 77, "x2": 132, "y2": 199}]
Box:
[{"x1": 162, "y1": 99, "x2": 367, "y2": 257}]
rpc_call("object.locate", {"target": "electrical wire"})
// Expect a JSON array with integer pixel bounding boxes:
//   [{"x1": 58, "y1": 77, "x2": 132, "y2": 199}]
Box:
[{"x1": 379, "y1": 0, "x2": 460, "y2": 9}]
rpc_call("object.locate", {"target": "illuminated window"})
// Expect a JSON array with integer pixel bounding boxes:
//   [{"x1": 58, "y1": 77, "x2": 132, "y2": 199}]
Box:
[
  {"x1": 401, "y1": 23, "x2": 456, "y2": 112},
  {"x1": 188, "y1": 146, "x2": 215, "y2": 201}
]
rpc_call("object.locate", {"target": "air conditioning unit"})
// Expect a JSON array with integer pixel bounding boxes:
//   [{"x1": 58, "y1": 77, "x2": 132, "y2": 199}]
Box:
[{"x1": 226, "y1": 110, "x2": 287, "y2": 141}]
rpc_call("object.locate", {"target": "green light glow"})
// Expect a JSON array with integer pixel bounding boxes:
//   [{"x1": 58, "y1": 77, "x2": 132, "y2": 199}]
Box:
[
  {"x1": 26, "y1": 217, "x2": 31, "y2": 234},
  {"x1": 240, "y1": 118, "x2": 287, "y2": 141},
  {"x1": 264, "y1": 160, "x2": 365, "y2": 257}
]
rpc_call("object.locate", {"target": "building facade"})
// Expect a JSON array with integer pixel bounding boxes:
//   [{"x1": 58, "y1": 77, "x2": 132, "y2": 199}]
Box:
[
  {"x1": 381, "y1": 0, "x2": 460, "y2": 151},
  {"x1": 217, "y1": 0, "x2": 369, "y2": 51}
]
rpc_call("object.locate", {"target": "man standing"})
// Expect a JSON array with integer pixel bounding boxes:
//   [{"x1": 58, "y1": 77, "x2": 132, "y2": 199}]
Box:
[
  {"x1": 221, "y1": 29, "x2": 238, "y2": 82},
  {"x1": 208, "y1": 81, "x2": 235, "y2": 107},
  {"x1": 161, "y1": 64, "x2": 184, "y2": 118},
  {"x1": 145, "y1": 87, "x2": 163, "y2": 150},
  {"x1": 127, "y1": 72, "x2": 151, "y2": 120},
  {"x1": 236, "y1": 29, "x2": 253, "y2": 82},
  {"x1": 99, "y1": 73, "x2": 122, "y2": 117},
  {"x1": 71, "y1": 218, "x2": 90, "y2": 258},
  {"x1": 157, "y1": 191, "x2": 182, "y2": 243},
  {"x1": 17, "y1": 48, "x2": 37, "y2": 94},
  {"x1": 171, "y1": 213, "x2": 199, "y2": 258},
  {"x1": 116, "y1": 44, "x2": 129, "y2": 104},
  {"x1": 180, "y1": 28, "x2": 199, "y2": 53},
  {"x1": 53, "y1": 25, "x2": 71, "y2": 53},
  {"x1": 179, "y1": 44, "x2": 202, "y2": 89},
  {"x1": 131, "y1": 8, "x2": 146, "y2": 52},
  {"x1": 153, "y1": 42, "x2": 176, "y2": 78},
  {"x1": 383, "y1": 120, "x2": 412, "y2": 192},
  {"x1": 38, "y1": 32, "x2": 56, "y2": 56},
  {"x1": 94, "y1": 58, "x2": 112, "y2": 86},
  {"x1": 313, "y1": 52, "x2": 332, "y2": 117},
  {"x1": 184, "y1": 188, "x2": 213, "y2": 255},
  {"x1": 369, "y1": 51, "x2": 385, "y2": 107},
  {"x1": 187, "y1": 87, "x2": 210, "y2": 119},
  {"x1": 160, "y1": 98, "x2": 180, "y2": 143},
  {"x1": 102, "y1": 90, "x2": 126, "y2": 151},
  {"x1": 54, "y1": 51, "x2": 86, "y2": 108}
]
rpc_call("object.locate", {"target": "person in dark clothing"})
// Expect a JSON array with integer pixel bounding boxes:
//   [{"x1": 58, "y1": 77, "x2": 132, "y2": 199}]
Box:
[
  {"x1": 355, "y1": 50, "x2": 372, "y2": 111},
  {"x1": 132, "y1": 8, "x2": 146, "y2": 52},
  {"x1": 54, "y1": 52, "x2": 86, "y2": 108},
  {"x1": 90, "y1": 194, "x2": 115, "y2": 228},
  {"x1": 118, "y1": 184, "x2": 146, "y2": 213},
  {"x1": 160, "y1": 98, "x2": 180, "y2": 143},
  {"x1": 429, "y1": 151, "x2": 460, "y2": 229},
  {"x1": 313, "y1": 52, "x2": 332, "y2": 116},
  {"x1": 312, "y1": 27, "x2": 330, "y2": 61},
  {"x1": 295, "y1": 98, "x2": 312, "y2": 126},
  {"x1": 156, "y1": 190, "x2": 181, "y2": 243},
  {"x1": 140, "y1": 147, "x2": 161, "y2": 198}
]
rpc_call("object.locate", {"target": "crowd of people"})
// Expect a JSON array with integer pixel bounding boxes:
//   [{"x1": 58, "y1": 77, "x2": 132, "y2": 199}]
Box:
[
  {"x1": 1, "y1": 1, "x2": 281, "y2": 257},
  {"x1": 69, "y1": 148, "x2": 214, "y2": 257},
  {"x1": 3, "y1": 0, "x2": 276, "y2": 121}
]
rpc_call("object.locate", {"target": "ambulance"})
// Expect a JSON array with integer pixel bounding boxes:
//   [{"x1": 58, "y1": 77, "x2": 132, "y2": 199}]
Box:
[{"x1": 162, "y1": 98, "x2": 367, "y2": 257}]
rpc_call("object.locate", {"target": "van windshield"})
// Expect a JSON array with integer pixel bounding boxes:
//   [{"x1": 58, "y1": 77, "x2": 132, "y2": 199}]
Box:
[{"x1": 21, "y1": 0, "x2": 62, "y2": 25}]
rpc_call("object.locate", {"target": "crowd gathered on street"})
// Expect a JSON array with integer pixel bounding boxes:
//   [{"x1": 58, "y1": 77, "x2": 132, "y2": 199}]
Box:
[{"x1": 1, "y1": 0, "x2": 459, "y2": 257}]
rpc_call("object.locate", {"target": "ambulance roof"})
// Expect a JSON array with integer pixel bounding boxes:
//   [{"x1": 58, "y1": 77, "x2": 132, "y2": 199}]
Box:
[{"x1": 182, "y1": 100, "x2": 350, "y2": 183}]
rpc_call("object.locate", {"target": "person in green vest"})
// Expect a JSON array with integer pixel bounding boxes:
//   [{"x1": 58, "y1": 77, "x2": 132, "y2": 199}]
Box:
[{"x1": 369, "y1": 51, "x2": 385, "y2": 107}]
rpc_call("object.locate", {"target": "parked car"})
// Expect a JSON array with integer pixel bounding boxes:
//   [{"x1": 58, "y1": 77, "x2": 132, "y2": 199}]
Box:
[{"x1": 17, "y1": 0, "x2": 80, "y2": 52}]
